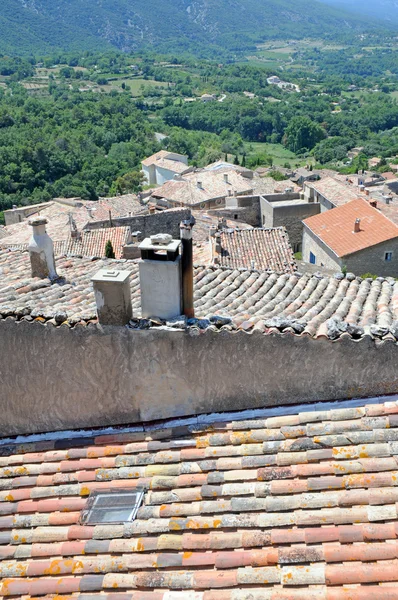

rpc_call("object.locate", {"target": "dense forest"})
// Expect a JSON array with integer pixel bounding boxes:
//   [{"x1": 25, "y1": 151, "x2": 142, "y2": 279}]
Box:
[{"x1": 2, "y1": 40, "x2": 398, "y2": 218}]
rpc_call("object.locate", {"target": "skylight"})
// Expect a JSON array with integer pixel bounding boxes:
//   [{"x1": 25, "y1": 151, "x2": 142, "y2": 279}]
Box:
[{"x1": 79, "y1": 489, "x2": 144, "y2": 525}]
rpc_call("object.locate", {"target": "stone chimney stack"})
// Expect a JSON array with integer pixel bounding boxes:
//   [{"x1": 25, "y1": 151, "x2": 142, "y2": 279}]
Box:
[
  {"x1": 224, "y1": 173, "x2": 229, "y2": 184},
  {"x1": 91, "y1": 269, "x2": 133, "y2": 326},
  {"x1": 28, "y1": 218, "x2": 58, "y2": 280},
  {"x1": 354, "y1": 218, "x2": 361, "y2": 233},
  {"x1": 197, "y1": 181, "x2": 203, "y2": 190}
]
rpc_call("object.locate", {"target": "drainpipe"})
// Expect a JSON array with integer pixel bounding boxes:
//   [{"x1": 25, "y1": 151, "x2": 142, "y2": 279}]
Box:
[{"x1": 180, "y1": 216, "x2": 195, "y2": 318}]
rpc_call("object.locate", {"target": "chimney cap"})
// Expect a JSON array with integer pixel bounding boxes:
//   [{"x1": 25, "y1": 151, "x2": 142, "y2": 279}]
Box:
[
  {"x1": 91, "y1": 268, "x2": 132, "y2": 284},
  {"x1": 29, "y1": 217, "x2": 48, "y2": 227}
]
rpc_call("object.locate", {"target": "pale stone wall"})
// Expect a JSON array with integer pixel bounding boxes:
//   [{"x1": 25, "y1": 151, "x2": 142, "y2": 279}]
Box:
[
  {"x1": 302, "y1": 227, "x2": 341, "y2": 270},
  {"x1": 261, "y1": 197, "x2": 320, "y2": 251},
  {"x1": 344, "y1": 239, "x2": 398, "y2": 277},
  {"x1": 1, "y1": 319, "x2": 397, "y2": 436}
]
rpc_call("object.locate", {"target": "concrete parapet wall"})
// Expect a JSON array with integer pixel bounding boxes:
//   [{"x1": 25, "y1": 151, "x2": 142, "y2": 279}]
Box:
[{"x1": 1, "y1": 319, "x2": 397, "y2": 436}]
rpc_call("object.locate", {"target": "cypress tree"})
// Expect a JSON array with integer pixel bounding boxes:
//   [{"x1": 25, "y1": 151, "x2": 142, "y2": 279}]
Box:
[{"x1": 105, "y1": 240, "x2": 115, "y2": 259}]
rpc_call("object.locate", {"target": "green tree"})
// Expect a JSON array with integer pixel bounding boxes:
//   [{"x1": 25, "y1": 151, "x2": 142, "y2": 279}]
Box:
[
  {"x1": 105, "y1": 240, "x2": 115, "y2": 259},
  {"x1": 284, "y1": 116, "x2": 326, "y2": 154}
]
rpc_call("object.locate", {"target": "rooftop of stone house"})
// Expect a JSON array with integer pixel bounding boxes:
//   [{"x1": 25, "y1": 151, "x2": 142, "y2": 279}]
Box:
[
  {"x1": 305, "y1": 177, "x2": 367, "y2": 207},
  {"x1": 1, "y1": 247, "x2": 398, "y2": 341},
  {"x1": 303, "y1": 198, "x2": 398, "y2": 258},
  {"x1": 3, "y1": 227, "x2": 131, "y2": 260},
  {"x1": 192, "y1": 211, "x2": 252, "y2": 265},
  {"x1": 215, "y1": 227, "x2": 296, "y2": 273},
  {"x1": 150, "y1": 171, "x2": 253, "y2": 206},
  {"x1": 141, "y1": 150, "x2": 187, "y2": 168},
  {"x1": 250, "y1": 176, "x2": 301, "y2": 196},
  {"x1": 0, "y1": 196, "x2": 146, "y2": 247},
  {"x1": 2, "y1": 397, "x2": 398, "y2": 597}
]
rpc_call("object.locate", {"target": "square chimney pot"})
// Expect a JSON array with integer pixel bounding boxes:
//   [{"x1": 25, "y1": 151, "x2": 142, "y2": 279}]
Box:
[{"x1": 91, "y1": 268, "x2": 133, "y2": 326}]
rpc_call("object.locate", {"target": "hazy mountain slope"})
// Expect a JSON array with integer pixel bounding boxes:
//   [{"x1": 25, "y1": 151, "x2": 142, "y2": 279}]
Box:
[
  {"x1": 0, "y1": 0, "x2": 382, "y2": 56},
  {"x1": 320, "y1": 0, "x2": 398, "y2": 24}
]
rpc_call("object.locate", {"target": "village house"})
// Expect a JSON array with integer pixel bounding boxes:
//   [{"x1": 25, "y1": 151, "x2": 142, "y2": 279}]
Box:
[
  {"x1": 302, "y1": 198, "x2": 398, "y2": 276},
  {"x1": 291, "y1": 167, "x2": 320, "y2": 186},
  {"x1": 141, "y1": 150, "x2": 191, "y2": 186},
  {"x1": 303, "y1": 176, "x2": 366, "y2": 211},
  {"x1": 150, "y1": 168, "x2": 254, "y2": 209}
]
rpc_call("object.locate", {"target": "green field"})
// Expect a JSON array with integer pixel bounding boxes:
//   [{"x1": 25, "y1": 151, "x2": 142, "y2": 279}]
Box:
[{"x1": 244, "y1": 142, "x2": 309, "y2": 167}]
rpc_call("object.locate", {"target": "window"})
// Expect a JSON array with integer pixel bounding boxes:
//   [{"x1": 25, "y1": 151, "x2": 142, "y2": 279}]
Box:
[
  {"x1": 309, "y1": 251, "x2": 316, "y2": 265},
  {"x1": 79, "y1": 489, "x2": 144, "y2": 525},
  {"x1": 234, "y1": 214, "x2": 238, "y2": 220},
  {"x1": 385, "y1": 252, "x2": 393, "y2": 262}
]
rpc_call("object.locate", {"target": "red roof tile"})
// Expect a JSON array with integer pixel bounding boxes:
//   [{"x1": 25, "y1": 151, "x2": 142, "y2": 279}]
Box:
[
  {"x1": 216, "y1": 227, "x2": 296, "y2": 273},
  {"x1": 1, "y1": 400, "x2": 398, "y2": 596},
  {"x1": 303, "y1": 198, "x2": 398, "y2": 257}
]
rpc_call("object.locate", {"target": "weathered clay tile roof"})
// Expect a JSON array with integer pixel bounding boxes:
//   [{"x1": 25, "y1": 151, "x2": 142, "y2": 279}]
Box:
[
  {"x1": 1, "y1": 248, "x2": 398, "y2": 340},
  {"x1": 151, "y1": 171, "x2": 253, "y2": 206},
  {"x1": 217, "y1": 227, "x2": 296, "y2": 273},
  {"x1": 305, "y1": 176, "x2": 366, "y2": 207},
  {"x1": 2, "y1": 398, "x2": 398, "y2": 597},
  {"x1": 0, "y1": 197, "x2": 145, "y2": 247},
  {"x1": 303, "y1": 199, "x2": 398, "y2": 257},
  {"x1": 250, "y1": 177, "x2": 300, "y2": 195},
  {"x1": 192, "y1": 211, "x2": 252, "y2": 264},
  {"x1": 53, "y1": 227, "x2": 130, "y2": 260},
  {"x1": 141, "y1": 151, "x2": 188, "y2": 169}
]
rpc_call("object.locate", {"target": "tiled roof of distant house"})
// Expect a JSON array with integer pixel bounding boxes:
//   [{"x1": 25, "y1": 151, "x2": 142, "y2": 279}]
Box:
[
  {"x1": 55, "y1": 227, "x2": 130, "y2": 259},
  {"x1": 141, "y1": 150, "x2": 188, "y2": 169},
  {"x1": 382, "y1": 172, "x2": 396, "y2": 181},
  {"x1": 251, "y1": 177, "x2": 300, "y2": 195},
  {"x1": 0, "y1": 197, "x2": 145, "y2": 247},
  {"x1": 2, "y1": 398, "x2": 398, "y2": 596},
  {"x1": 2, "y1": 227, "x2": 131, "y2": 260},
  {"x1": 87, "y1": 195, "x2": 145, "y2": 221},
  {"x1": 305, "y1": 176, "x2": 366, "y2": 207},
  {"x1": 192, "y1": 211, "x2": 252, "y2": 265},
  {"x1": 1, "y1": 248, "x2": 398, "y2": 340},
  {"x1": 303, "y1": 198, "x2": 398, "y2": 258},
  {"x1": 205, "y1": 160, "x2": 253, "y2": 176},
  {"x1": 216, "y1": 227, "x2": 296, "y2": 273},
  {"x1": 151, "y1": 170, "x2": 253, "y2": 206}
]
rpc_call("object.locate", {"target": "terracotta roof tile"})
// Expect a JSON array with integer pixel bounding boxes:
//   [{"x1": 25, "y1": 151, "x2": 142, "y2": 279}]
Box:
[
  {"x1": 1, "y1": 248, "x2": 398, "y2": 340},
  {"x1": 305, "y1": 176, "x2": 368, "y2": 207},
  {"x1": 216, "y1": 227, "x2": 296, "y2": 273},
  {"x1": 2, "y1": 399, "x2": 398, "y2": 595},
  {"x1": 303, "y1": 198, "x2": 398, "y2": 257}
]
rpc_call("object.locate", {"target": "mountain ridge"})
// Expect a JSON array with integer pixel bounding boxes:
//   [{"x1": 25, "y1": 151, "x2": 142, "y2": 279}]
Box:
[{"x1": 0, "y1": 0, "x2": 387, "y2": 57}]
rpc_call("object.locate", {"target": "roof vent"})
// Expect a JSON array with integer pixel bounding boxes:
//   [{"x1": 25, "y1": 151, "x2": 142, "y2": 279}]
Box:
[
  {"x1": 354, "y1": 218, "x2": 361, "y2": 233},
  {"x1": 79, "y1": 489, "x2": 144, "y2": 525}
]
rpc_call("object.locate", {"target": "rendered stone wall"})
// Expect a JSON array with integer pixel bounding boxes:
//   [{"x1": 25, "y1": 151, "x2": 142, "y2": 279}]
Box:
[
  {"x1": 260, "y1": 197, "x2": 320, "y2": 251},
  {"x1": 302, "y1": 226, "x2": 341, "y2": 271},
  {"x1": 1, "y1": 319, "x2": 397, "y2": 436},
  {"x1": 85, "y1": 208, "x2": 191, "y2": 240}
]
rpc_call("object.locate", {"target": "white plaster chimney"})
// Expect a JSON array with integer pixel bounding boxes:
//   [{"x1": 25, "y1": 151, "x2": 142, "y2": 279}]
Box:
[
  {"x1": 28, "y1": 217, "x2": 58, "y2": 280},
  {"x1": 138, "y1": 234, "x2": 182, "y2": 319},
  {"x1": 224, "y1": 173, "x2": 229, "y2": 183},
  {"x1": 354, "y1": 218, "x2": 361, "y2": 233}
]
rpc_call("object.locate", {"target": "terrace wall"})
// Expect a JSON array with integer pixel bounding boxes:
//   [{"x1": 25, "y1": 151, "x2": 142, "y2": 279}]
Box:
[{"x1": 1, "y1": 319, "x2": 397, "y2": 436}]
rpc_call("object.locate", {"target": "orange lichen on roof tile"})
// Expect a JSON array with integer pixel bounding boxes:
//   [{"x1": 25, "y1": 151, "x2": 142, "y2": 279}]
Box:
[{"x1": 303, "y1": 198, "x2": 398, "y2": 257}]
